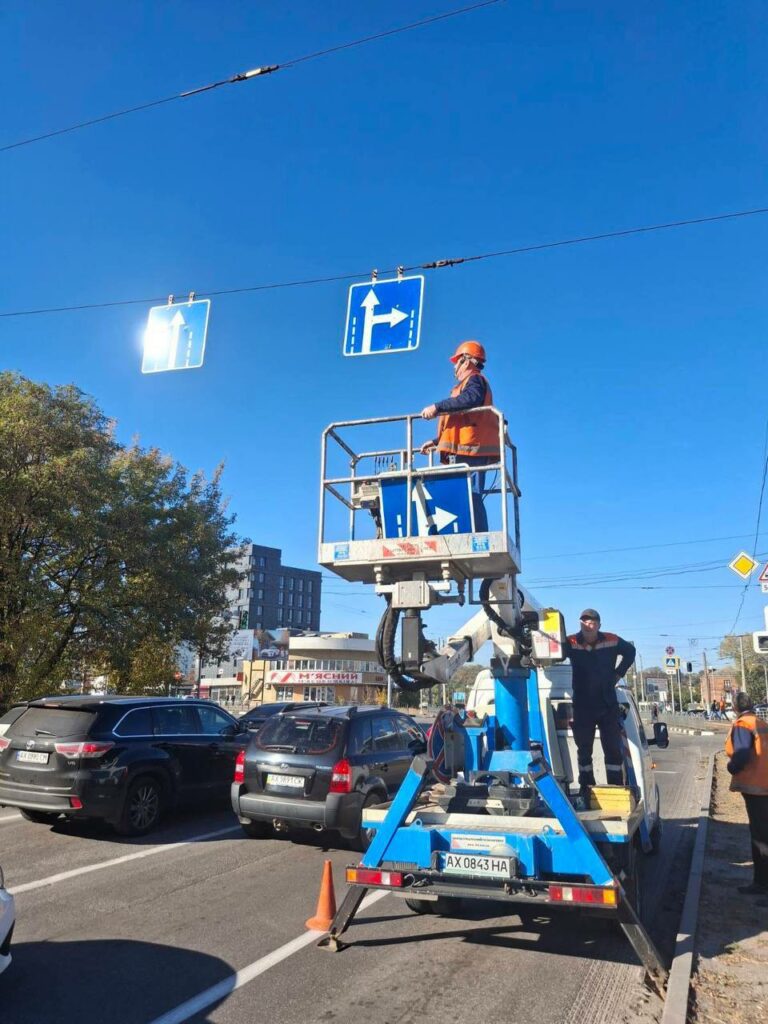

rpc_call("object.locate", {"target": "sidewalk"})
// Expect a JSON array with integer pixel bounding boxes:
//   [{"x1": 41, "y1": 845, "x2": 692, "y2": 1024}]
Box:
[{"x1": 689, "y1": 752, "x2": 767, "y2": 1023}]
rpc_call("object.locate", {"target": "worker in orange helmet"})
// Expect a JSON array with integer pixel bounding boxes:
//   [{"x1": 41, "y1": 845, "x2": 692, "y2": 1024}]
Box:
[{"x1": 419, "y1": 340, "x2": 501, "y2": 531}]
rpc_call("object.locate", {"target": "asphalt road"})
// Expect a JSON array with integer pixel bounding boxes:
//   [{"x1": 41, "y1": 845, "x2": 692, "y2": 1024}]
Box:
[{"x1": 0, "y1": 733, "x2": 721, "y2": 1024}]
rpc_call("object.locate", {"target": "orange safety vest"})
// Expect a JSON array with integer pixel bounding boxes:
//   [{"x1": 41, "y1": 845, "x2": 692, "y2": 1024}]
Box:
[
  {"x1": 436, "y1": 372, "x2": 500, "y2": 459},
  {"x1": 725, "y1": 712, "x2": 768, "y2": 796}
]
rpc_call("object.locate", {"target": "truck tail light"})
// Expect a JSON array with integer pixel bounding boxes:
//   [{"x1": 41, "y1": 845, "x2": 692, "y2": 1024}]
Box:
[
  {"x1": 549, "y1": 884, "x2": 618, "y2": 906},
  {"x1": 329, "y1": 758, "x2": 352, "y2": 794},
  {"x1": 54, "y1": 741, "x2": 115, "y2": 758},
  {"x1": 234, "y1": 750, "x2": 246, "y2": 784},
  {"x1": 346, "y1": 867, "x2": 403, "y2": 887}
]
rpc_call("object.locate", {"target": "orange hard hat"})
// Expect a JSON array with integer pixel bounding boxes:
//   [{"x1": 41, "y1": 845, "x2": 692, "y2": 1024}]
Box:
[{"x1": 449, "y1": 340, "x2": 486, "y2": 364}]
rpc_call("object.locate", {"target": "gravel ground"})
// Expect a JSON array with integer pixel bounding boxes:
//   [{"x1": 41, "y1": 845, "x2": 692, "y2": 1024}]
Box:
[{"x1": 689, "y1": 753, "x2": 768, "y2": 1024}]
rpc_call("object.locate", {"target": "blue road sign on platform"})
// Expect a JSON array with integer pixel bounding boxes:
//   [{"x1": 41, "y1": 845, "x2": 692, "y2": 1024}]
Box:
[
  {"x1": 379, "y1": 473, "x2": 474, "y2": 538},
  {"x1": 142, "y1": 299, "x2": 211, "y2": 374},
  {"x1": 343, "y1": 275, "x2": 424, "y2": 356}
]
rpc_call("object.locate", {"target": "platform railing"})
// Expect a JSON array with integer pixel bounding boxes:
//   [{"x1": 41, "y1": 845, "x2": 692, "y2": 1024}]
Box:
[{"x1": 318, "y1": 408, "x2": 519, "y2": 553}]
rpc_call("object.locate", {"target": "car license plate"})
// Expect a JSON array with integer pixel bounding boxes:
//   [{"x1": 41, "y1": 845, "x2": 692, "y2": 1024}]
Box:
[
  {"x1": 440, "y1": 853, "x2": 512, "y2": 879},
  {"x1": 16, "y1": 750, "x2": 49, "y2": 764},
  {"x1": 266, "y1": 773, "x2": 304, "y2": 789}
]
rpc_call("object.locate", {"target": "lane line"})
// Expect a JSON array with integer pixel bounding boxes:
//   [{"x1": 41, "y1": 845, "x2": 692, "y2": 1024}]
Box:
[
  {"x1": 9, "y1": 824, "x2": 240, "y2": 895},
  {"x1": 147, "y1": 890, "x2": 389, "y2": 1024},
  {"x1": 654, "y1": 770, "x2": 679, "y2": 774}
]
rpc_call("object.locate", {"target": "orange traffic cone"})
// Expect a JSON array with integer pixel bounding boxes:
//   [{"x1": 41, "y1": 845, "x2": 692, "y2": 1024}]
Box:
[{"x1": 306, "y1": 859, "x2": 337, "y2": 931}]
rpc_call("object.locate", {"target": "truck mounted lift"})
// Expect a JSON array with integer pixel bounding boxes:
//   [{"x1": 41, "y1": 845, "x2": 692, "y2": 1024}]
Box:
[{"x1": 316, "y1": 410, "x2": 670, "y2": 992}]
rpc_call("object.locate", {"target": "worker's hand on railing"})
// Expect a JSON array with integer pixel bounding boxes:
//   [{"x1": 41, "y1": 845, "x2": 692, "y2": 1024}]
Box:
[
  {"x1": 419, "y1": 439, "x2": 437, "y2": 454},
  {"x1": 420, "y1": 404, "x2": 438, "y2": 420}
]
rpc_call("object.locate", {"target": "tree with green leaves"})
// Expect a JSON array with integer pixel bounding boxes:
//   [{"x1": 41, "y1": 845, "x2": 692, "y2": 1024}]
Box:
[
  {"x1": 0, "y1": 373, "x2": 244, "y2": 707},
  {"x1": 719, "y1": 634, "x2": 768, "y2": 705}
]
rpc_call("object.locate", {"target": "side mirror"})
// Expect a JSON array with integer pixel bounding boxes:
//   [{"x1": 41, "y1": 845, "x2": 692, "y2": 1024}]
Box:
[
  {"x1": 221, "y1": 724, "x2": 237, "y2": 737},
  {"x1": 408, "y1": 739, "x2": 427, "y2": 755},
  {"x1": 650, "y1": 722, "x2": 669, "y2": 749}
]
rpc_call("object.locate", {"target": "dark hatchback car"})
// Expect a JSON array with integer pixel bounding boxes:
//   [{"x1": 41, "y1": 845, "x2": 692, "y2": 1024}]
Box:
[
  {"x1": 238, "y1": 701, "x2": 328, "y2": 734},
  {"x1": 232, "y1": 705, "x2": 426, "y2": 848},
  {"x1": 0, "y1": 696, "x2": 248, "y2": 836}
]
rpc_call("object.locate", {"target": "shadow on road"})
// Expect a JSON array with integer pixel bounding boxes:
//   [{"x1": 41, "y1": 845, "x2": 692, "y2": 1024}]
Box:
[{"x1": 3, "y1": 938, "x2": 233, "y2": 1024}]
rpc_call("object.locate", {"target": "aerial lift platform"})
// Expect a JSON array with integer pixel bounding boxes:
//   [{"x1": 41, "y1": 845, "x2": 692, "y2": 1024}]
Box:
[{"x1": 317, "y1": 411, "x2": 669, "y2": 992}]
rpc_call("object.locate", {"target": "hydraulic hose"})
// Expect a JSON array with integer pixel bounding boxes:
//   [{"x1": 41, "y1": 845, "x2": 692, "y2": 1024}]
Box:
[{"x1": 375, "y1": 596, "x2": 439, "y2": 693}]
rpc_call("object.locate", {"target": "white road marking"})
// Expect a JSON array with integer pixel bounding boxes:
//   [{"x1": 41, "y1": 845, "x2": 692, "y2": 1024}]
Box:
[
  {"x1": 654, "y1": 770, "x2": 679, "y2": 774},
  {"x1": 147, "y1": 890, "x2": 389, "y2": 1024},
  {"x1": 0, "y1": 813, "x2": 21, "y2": 824},
  {"x1": 9, "y1": 824, "x2": 240, "y2": 895}
]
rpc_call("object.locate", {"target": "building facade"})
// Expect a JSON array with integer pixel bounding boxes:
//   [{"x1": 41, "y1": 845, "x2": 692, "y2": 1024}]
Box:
[
  {"x1": 243, "y1": 633, "x2": 387, "y2": 706},
  {"x1": 200, "y1": 543, "x2": 322, "y2": 683},
  {"x1": 232, "y1": 544, "x2": 322, "y2": 634}
]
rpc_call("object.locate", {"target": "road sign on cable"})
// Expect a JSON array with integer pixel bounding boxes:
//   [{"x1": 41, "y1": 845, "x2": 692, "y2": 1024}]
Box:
[
  {"x1": 728, "y1": 550, "x2": 758, "y2": 579},
  {"x1": 342, "y1": 275, "x2": 424, "y2": 356},
  {"x1": 142, "y1": 299, "x2": 210, "y2": 374}
]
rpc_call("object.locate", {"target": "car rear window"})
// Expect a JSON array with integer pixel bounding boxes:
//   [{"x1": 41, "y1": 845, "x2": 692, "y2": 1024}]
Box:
[
  {"x1": 256, "y1": 716, "x2": 344, "y2": 754},
  {"x1": 9, "y1": 707, "x2": 96, "y2": 739}
]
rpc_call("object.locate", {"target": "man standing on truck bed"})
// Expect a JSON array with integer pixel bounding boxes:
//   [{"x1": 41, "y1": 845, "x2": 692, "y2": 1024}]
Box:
[
  {"x1": 420, "y1": 340, "x2": 500, "y2": 532},
  {"x1": 565, "y1": 609, "x2": 636, "y2": 801}
]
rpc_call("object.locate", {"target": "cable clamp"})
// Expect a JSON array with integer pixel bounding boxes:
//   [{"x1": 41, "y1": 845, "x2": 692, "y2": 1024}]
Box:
[
  {"x1": 422, "y1": 257, "x2": 466, "y2": 270},
  {"x1": 370, "y1": 268, "x2": 378, "y2": 283},
  {"x1": 188, "y1": 291, "x2": 196, "y2": 304},
  {"x1": 396, "y1": 265, "x2": 405, "y2": 281},
  {"x1": 167, "y1": 294, "x2": 175, "y2": 306}
]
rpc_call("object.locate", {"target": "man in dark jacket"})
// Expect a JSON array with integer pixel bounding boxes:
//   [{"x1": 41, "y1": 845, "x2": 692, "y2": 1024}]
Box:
[{"x1": 565, "y1": 609, "x2": 636, "y2": 800}]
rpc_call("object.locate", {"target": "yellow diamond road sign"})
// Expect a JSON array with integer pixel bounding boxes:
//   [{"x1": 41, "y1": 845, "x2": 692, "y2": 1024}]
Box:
[{"x1": 729, "y1": 551, "x2": 759, "y2": 579}]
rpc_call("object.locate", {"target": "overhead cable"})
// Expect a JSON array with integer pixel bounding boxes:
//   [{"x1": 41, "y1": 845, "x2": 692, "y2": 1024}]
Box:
[
  {"x1": 1, "y1": 205, "x2": 767, "y2": 320},
  {"x1": 727, "y1": 414, "x2": 768, "y2": 635},
  {"x1": 0, "y1": 0, "x2": 504, "y2": 153}
]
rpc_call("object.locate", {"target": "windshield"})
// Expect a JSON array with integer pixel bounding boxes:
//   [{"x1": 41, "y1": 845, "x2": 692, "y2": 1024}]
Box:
[
  {"x1": 256, "y1": 715, "x2": 344, "y2": 754},
  {"x1": 9, "y1": 707, "x2": 97, "y2": 739}
]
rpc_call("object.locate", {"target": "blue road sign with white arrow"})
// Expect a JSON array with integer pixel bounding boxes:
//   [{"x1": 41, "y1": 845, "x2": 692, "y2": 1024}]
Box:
[
  {"x1": 142, "y1": 299, "x2": 211, "y2": 374},
  {"x1": 342, "y1": 275, "x2": 424, "y2": 356},
  {"x1": 379, "y1": 473, "x2": 474, "y2": 538}
]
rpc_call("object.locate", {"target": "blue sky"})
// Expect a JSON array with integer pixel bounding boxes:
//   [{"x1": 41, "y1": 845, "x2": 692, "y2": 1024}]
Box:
[{"x1": 2, "y1": 1, "x2": 767, "y2": 673}]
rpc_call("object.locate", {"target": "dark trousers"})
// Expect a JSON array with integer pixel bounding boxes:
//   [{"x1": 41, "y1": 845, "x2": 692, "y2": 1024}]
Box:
[
  {"x1": 743, "y1": 794, "x2": 768, "y2": 887},
  {"x1": 573, "y1": 704, "x2": 625, "y2": 787}
]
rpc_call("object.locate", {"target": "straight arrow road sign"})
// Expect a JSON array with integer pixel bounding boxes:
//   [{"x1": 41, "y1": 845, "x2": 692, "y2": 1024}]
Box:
[{"x1": 142, "y1": 299, "x2": 211, "y2": 373}]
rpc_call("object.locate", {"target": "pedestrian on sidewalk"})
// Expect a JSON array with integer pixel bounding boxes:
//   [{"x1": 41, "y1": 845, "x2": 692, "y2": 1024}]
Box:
[
  {"x1": 564, "y1": 609, "x2": 636, "y2": 801},
  {"x1": 725, "y1": 690, "x2": 768, "y2": 896}
]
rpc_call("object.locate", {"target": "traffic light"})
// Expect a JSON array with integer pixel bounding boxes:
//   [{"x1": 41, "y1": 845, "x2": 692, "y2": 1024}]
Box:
[
  {"x1": 686, "y1": 661, "x2": 693, "y2": 673},
  {"x1": 753, "y1": 631, "x2": 768, "y2": 654}
]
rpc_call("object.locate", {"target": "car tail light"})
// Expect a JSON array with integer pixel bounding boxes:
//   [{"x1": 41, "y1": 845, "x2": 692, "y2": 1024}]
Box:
[
  {"x1": 234, "y1": 750, "x2": 246, "y2": 784},
  {"x1": 0, "y1": 737, "x2": 10, "y2": 751},
  {"x1": 346, "y1": 867, "x2": 403, "y2": 887},
  {"x1": 69, "y1": 796, "x2": 84, "y2": 809},
  {"x1": 329, "y1": 758, "x2": 352, "y2": 794},
  {"x1": 53, "y1": 741, "x2": 115, "y2": 758},
  {"x1": 549, "y1": 884, "x2": 618, "y2": 906}
]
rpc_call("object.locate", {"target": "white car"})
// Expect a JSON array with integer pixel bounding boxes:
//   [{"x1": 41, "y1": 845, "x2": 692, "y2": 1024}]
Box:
[{"x1": 0, "y1": 865, "x2": 14, "y2": 975}]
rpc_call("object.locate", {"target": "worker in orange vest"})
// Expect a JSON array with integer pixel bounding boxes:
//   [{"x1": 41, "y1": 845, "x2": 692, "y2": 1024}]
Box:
[
  {"x1": 725, "y1": 691, "x2": 768, "y2": 895},
  {"x1": 420, "y1": 341, "x2": 500, "y2": 531}
]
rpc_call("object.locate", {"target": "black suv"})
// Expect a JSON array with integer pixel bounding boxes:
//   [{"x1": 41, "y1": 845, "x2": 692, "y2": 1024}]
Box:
[
  {"x1": 232, "y1": 705, "x2": 426, "y2": 848},
  {"x1": 0, "y1": 696, "x2": 248, "y2": 836}
]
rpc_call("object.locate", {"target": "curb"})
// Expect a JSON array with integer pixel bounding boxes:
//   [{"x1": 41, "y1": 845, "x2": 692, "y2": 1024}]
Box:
[{"x1": 659, "y1": 754, "x2": 716, "y2": 1024}]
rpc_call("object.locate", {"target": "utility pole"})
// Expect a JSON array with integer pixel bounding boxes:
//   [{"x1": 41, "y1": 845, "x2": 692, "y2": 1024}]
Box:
[
  {"x1": 676, "y1": 668, "x2": 684, "y2": 712},
  {"x1": 763, "y1": 662, "x2": 768, "y2": 705},
  {"x1": 738, "y1": 634, "x2": 747, "y2": 693},
  {"x1": 702, "y1": 650, "x2": 711, "y2": 705},
  {"x1": 638, "y1": 653, "x2": 645, "y2": 702}
]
